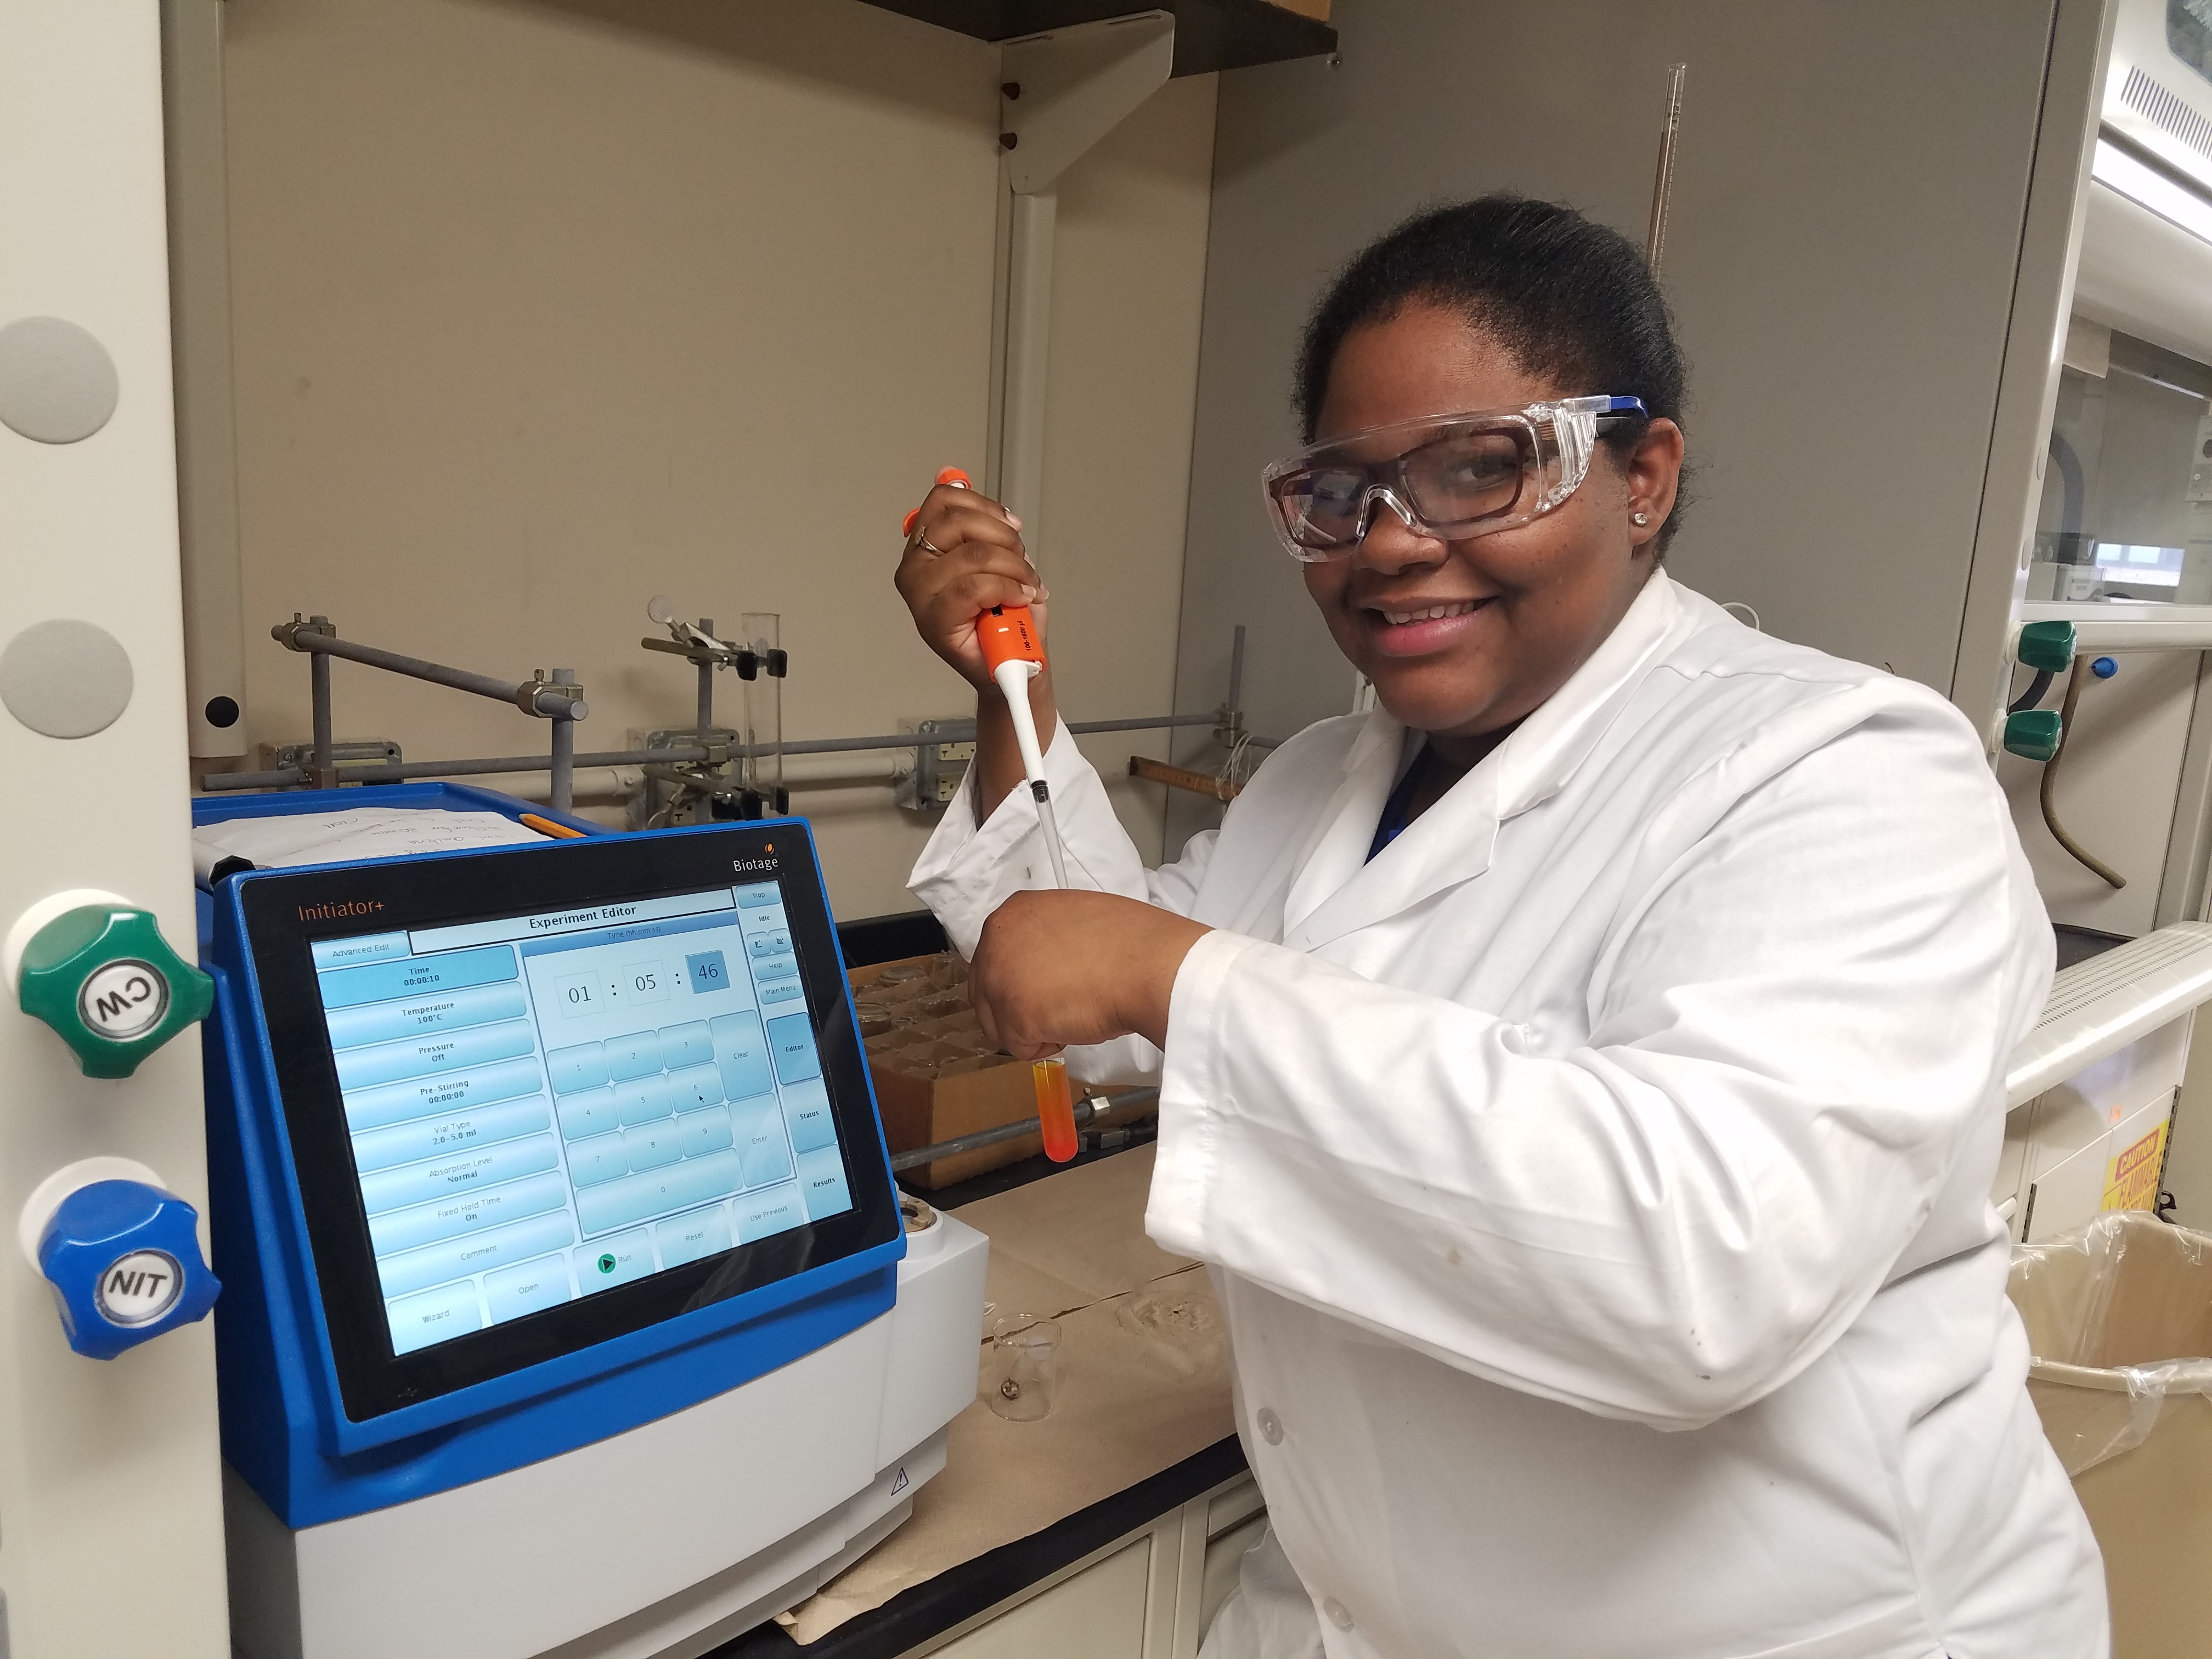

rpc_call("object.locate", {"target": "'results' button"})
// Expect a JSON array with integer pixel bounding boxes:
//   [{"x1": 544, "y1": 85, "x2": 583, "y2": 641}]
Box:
[
  {"x1": 1256, "y1": 1406, "x2": 1283, "y2": 1445},
  {"x1": 1322, "y1": 1598, "x2": 1353, "y2": 1631}
]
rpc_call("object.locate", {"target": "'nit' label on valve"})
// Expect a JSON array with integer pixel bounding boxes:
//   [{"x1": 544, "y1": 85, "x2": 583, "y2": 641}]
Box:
[{"x1": 95, "y1": 1249, "x2": 185, "y2": 1326}]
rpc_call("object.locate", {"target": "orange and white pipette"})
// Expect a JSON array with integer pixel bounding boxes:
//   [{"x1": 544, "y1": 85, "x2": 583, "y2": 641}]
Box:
[
  {"x1": 904, "y1": 467, "x2": 1069, "y2": 887},
  {"x1": 906, "y1": 466, "x2": 1079, "y2": 1161}
]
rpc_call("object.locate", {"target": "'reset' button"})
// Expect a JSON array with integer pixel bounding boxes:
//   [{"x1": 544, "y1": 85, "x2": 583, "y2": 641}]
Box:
[
  {"x1": 1323, "y1": 1597, "x2": 1354, "y2": 1630},
  {"x1": 1256, "y1": 1406, "x2": 1283, "y2": 1445}
]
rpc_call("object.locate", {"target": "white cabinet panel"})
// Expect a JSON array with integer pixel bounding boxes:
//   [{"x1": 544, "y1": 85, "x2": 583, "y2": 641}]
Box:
[{"x1": 935, "y1": 1538, "x2": 1150, "y2": 1659}]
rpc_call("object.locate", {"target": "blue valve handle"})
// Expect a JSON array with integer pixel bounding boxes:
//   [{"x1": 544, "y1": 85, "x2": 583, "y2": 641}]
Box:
[{"x1": 36, "y1": 1180, "x2": 219, "y2": 1360}]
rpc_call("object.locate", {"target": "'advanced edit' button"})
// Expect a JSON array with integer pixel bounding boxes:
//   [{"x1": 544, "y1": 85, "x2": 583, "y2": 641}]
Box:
[{"x1": 374, "y1": 1207, "x2": 576, "y2": 1300}]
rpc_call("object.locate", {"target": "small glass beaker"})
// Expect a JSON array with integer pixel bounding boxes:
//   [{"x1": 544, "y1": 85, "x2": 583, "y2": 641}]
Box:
[{"x1": 984, "y1": 1312, "x2": 1063, "y2": 1422}]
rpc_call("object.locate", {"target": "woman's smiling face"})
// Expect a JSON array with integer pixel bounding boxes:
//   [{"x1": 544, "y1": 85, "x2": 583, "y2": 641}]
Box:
[{"x1": 1301, "y1": 302, "x2": 1680, "y2": 756}]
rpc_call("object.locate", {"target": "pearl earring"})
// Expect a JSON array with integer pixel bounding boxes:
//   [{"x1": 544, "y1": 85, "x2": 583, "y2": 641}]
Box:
[{"x1": 1631, "y1": 511, "x2": 1650, "y2": 526}]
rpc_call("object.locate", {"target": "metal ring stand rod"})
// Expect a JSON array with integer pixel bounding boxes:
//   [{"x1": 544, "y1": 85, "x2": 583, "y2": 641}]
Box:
[
  {"x1": 888, "y1": 1087, "x2": 1158, "y2": 1173},
  {"x1": 270, "y1": 614, "x2": 589, "y2": 811}
]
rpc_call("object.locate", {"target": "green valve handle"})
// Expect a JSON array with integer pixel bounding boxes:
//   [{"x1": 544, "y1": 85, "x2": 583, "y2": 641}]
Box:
[
  {"x1": 2017, "y1": 619, "x2": 2078, "y2": 673},
  {"x1": 10, "y1": 895, "x2": 213, "y2": 1079},
  {"x1": 2002, "y1": 709, "x2": 2063, "y2": 763}
]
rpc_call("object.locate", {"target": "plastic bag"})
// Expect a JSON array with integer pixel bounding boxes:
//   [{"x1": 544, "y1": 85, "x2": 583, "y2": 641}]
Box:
[{"x1": 2008, "y1": 1211, "x2": 2212, "y2": 1475}]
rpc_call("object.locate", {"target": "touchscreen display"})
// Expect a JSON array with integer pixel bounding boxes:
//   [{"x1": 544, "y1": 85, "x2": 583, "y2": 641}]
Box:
[{"x1": 310, "y1": 881, "x2": 851, "y2": 1357}]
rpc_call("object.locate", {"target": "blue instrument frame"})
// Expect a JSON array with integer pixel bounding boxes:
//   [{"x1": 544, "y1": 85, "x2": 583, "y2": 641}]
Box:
[{"x1": 195, "y1": 785, "x2": 902, "y2": 1527}]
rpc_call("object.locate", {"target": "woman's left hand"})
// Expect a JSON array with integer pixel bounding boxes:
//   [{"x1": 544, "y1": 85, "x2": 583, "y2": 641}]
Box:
[{"x1": 970, "y1": 890, "x2": 1211, "y2": 1060}]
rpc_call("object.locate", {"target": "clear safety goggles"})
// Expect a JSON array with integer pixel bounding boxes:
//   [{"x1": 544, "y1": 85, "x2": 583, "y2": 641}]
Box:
[{"x1": 1260, "y1": 394, "x2": 1649, "y2": 562}]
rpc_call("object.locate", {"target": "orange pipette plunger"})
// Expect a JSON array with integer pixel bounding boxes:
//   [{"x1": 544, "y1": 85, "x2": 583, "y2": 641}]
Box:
[{"x1": 906, "y1": 466, "x2": 1077, "y2": 1159}]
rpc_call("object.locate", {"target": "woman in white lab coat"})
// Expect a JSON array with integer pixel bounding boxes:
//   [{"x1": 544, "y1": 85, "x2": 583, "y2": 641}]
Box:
[{"x1": 894, "y1": 198, "x2": 2107, "y2": 1659}]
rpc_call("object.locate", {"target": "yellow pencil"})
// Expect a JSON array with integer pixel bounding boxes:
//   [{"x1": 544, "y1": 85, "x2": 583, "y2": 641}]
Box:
[{"x1": 519, "y1": 812, "x2": 585, "y2": 839}]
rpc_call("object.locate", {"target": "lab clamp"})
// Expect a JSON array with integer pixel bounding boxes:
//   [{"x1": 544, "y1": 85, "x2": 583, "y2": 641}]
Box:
[{"x1": 201, "y1": 608, "x2": 1265, "y2": 817}]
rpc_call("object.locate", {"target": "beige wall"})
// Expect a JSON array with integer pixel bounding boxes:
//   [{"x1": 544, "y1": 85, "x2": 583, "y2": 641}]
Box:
[
  {"x1": 213, "y1": 0, "x2": 1214, "y2": 917},
  {"x1": 1165, "y1": 0, "x2": 2059, "y2": 852}
]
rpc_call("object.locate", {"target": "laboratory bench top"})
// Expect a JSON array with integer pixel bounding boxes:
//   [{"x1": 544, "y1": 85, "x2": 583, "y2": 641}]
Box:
[{"x1": 710, "y1": 1137, "x2": 1245, "y2": 1659}]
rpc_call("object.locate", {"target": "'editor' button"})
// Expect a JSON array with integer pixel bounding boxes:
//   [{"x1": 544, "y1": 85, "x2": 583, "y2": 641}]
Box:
[
  {"x1": 1322, "y1": 1597, "x2": 1353, "y2": 1631},
  {"x1": 1256, "y1": 1407, "x2": 1283, "y2": 1445}
]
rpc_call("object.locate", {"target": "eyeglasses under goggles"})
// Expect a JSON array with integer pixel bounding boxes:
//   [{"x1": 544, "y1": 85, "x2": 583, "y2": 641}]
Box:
[{"x1": 1260, "y1": 394, "x2": 1649, "y2": 562}]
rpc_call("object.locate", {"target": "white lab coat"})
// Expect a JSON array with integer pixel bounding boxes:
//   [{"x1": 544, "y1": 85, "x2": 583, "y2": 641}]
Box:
[{"x1": 910, "y1": 573, "x2": 2107, "y2": 1659}]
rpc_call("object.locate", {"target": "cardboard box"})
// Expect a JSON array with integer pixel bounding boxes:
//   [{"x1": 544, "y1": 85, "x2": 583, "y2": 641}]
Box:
[
  {"x1": 849, "y1": 954, "x2": 1043, "y2": 1188},
  {"x1": 2010, "y1": 1212, "x2": 2212, "y2": 1658}
]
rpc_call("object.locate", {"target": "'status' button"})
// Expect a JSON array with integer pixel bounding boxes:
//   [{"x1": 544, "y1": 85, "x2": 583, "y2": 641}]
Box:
[
  {"x1": 1256, "y1": 1406, "x2": 1283, "y2": 1445},
  {"x1": 1323, "y1": 1598, "x2": 1354, "y2": 1631}
]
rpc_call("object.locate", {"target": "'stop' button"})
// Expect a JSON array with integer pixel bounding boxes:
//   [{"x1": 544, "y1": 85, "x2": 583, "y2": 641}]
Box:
[
  {"x1": 1323, "y1": 1597, "x2": 1354, "y2": 1631},
  {"x1": 1256, "y1": 1406, "x2": 1283, "y2": 1445}
]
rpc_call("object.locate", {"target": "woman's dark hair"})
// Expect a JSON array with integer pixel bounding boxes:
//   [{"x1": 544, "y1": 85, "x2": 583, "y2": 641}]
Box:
[{"x1": 1294, "y1": 195, "x2": 1689, "y2": 554}]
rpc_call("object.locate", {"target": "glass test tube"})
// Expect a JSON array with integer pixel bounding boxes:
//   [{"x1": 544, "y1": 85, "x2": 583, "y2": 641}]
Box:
[
  {"x1": 740, "y1": 612, "x2": 783, "y2": 816},
  {"x1": 1032, "y1": 1056, "x2": 1078, "y2": 1163}
]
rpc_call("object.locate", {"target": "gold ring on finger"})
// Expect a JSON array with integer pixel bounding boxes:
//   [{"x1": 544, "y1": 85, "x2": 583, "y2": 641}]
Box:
[{"x1": 912, "y1": 529, "x2": 946, "y2": 556}]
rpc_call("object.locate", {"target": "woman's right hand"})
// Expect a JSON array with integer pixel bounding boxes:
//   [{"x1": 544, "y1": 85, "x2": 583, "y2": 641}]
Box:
[{"x1": 894, "y1": 478, "x2": 1049, "y2": 690}]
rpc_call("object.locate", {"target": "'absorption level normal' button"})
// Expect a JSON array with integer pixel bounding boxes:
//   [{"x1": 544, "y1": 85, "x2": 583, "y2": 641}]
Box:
[
  {"x1": 576, "y1": 1228, "x2": 655, "y2": 1290},
  {"x1": 351, "y1": 1094, "x2": 550, "y2": 1174},
  {"x1": 483, "y1": 1252, "x2": 574, "y2": 1324},
  {"x1": 374, "y1": 1206, "x2": 576, "y2": 1299},
  {"x1": 324, "y1": 980, "x2": 528, "y2": 1052},
  {"x1": 369, "y1": 1169, "x2": 569, "y2": 1258},
  {"x1": 320, "y1": 944, "x2": 517, "y2": 1011},
  {"x1": 345, "y1": 1055, "x2": 546, "y2": 1133},
  {"x1": 358, "y1": 1131, "x2": 561, "y2": 1217},
  {"x1": 387, "y1": 1279, "x2": 483, "y2": 1356},
  {"x1": 334, "y1": 1017, "x2": 537, "y2": 1092},
  {"x1": 575, "y1": 1148, "x2": 742, "y2": 1235}
]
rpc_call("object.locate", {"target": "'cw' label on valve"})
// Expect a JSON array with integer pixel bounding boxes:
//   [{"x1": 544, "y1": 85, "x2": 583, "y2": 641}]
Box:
[{"x1": 77, "y1": 959, "x2": 170, "y2": 1039}]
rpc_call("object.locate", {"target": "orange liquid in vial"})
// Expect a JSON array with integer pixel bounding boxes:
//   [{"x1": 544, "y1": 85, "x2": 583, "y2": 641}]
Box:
[{"x1": 1032, "y1": 1057, "x2": 1079, "y2": 1163}]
